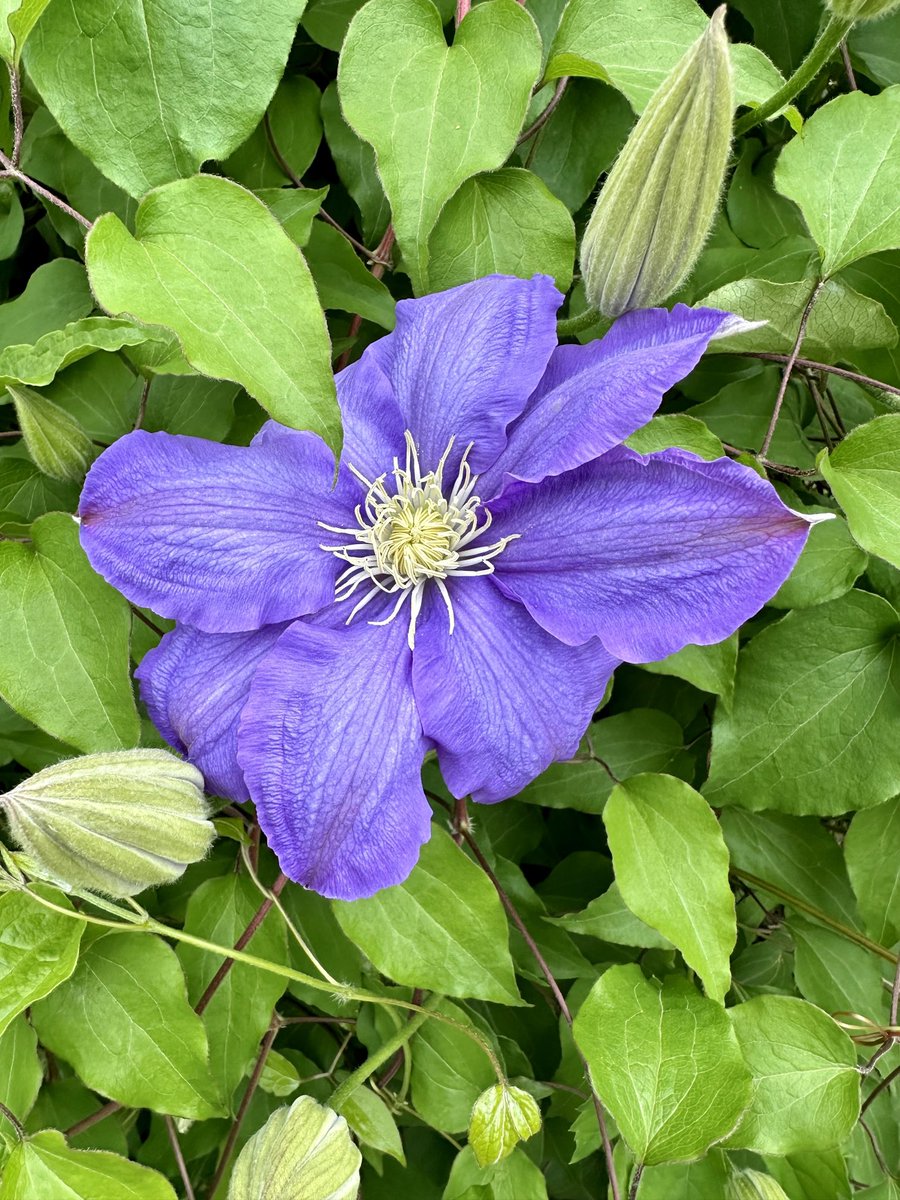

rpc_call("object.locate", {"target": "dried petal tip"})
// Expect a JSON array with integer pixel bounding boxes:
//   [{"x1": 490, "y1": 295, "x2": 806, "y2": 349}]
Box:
[
  {"x1": 829, "y1": 0, "x2": 900, "y2": 19},
  {"x1": 580, "y1": 6, "x2": 733, "y2": 318},
  {"x1": 0, "y1": 749, "x2": 214, "y2": 897},
  {"x1": 726, "y1": 1169, "x2": 791, "y2": 1200}
]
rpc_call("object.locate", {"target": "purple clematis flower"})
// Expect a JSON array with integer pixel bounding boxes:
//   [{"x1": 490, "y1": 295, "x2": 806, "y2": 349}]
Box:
[{"x1": 79, "y1": 275, "x2": 814, "y2": 900}]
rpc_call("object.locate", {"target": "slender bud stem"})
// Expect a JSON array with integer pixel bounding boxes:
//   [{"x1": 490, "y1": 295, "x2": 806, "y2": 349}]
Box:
[{"x1": 733, "y1": 15, "x2": 854, "y2": 136}]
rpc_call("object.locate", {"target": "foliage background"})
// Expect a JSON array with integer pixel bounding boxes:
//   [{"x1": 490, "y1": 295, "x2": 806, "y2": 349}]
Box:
[{"x1": 1, "y1": 0, "x2": 900, "y2": 1197}]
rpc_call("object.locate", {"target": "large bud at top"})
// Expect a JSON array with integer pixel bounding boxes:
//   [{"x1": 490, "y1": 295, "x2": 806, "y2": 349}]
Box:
[
  {"x1": 828, "y1": 0, "x2": 900, "y2": 18},
  {"x1": 726, "y1": 1169, "x2": 791, "y2": 1200},
  {"x1": 0, "y1": 750, "x2": 214, "y2": 897},
  {"x1": 579, "y1": 6, "x2": 733, "y2": 318}
]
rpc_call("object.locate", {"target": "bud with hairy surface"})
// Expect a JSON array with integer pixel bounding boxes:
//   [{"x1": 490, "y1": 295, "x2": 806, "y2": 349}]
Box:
[
  {"x1": 0, "y1": 750, "x2": 214, "y2": 897},
  {"x1": 726, "y1": 1168, "x2": 791, "y2": 1200},
  {"x1": 580, "y1": 6, "x2": 733, "y2": 318}
]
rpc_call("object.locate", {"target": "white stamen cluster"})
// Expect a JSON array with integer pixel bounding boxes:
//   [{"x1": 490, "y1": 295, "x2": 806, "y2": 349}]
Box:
[{"x1": 319, "y1": 431, "x2": 517, "y2": 648}]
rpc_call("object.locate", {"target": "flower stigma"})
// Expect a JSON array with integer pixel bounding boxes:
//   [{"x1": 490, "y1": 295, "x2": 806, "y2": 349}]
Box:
[{"x1": 319, "y1": 431, "x2": 518, "y2": 648}]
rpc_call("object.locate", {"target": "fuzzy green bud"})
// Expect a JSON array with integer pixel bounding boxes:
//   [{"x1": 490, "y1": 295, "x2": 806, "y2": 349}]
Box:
[
  {"x1": 828, "y1": 0, "x2": 900, "y2": 19},
  {"x1": 6, "y1": 384, "x2": 95, "y2": 483},
  {"x1": 229, "y1": 1096, "x2": 361, "y2": 1200},
  {"x1": 0, "y1": 750, "x2": 214, "y2": 897},
  {"x1": 580, "y1": 6, "x2": 733, "y2": 318},
  {"x1": 726, "y1": 1169, "x2": 791, "y2": 1200}
]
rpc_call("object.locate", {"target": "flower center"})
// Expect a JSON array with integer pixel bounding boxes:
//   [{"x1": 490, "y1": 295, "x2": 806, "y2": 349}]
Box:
[{"x1": 319, "y1": 431, "x2": 517, "y2": 648}]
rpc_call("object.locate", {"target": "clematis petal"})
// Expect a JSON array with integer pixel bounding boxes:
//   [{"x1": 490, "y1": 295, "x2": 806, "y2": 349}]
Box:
[
  {"x1": 488, "y1": 447, "x2": 813, "y2": 661},
  {"x1": 367, "y1": 274, "x2": 562, "y2": 475},
  {"x1": 80, "y1": 430, "x2": 349, "y2": 633},
  {"x1": 412, "y1": 579, "x2": 618, "y2": 804},
  {"x1": 335, "y1": 352, "x2": 407, "y2": 481},
  {"x1": 136, "y1": 622, "x2": 289, "y2": 802},
  {"x1": 237, "y1": 608, "x2": 432, "y2": 900},
  {"x1": 479, "y1": 305, "x2": 741, "y2": 497}
]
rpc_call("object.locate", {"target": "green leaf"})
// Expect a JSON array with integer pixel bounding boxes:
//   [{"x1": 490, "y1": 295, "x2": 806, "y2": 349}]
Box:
[
  {"x1": 603, "y1": 774, "x2": 735, "y2": 1003},
  {"x1": 6, "y1": 385, "x2": 95, "y2": 483},
  {"x1": 726, "y1": 995, "x2": 860, "y2": 1154},
  {"x1": 410, "y1": 999, "x2": 496, "y2": 1135},
  {"x1": 775, "y1": 88, "x2": 900, "y2": 274},
  {"x1": 494, "y1": 857, "x2": 593, "y2": 982},
  {"x1": 638, "y1": 1154, "x2": 730, "y2": 1200},
  {"x1": 550, "y1": 881, "x2": 673, "y2": 950},
  {"x1": 177, "y1": 873, "x2": 288, "y2": 1104},
  {"x1": 844, "y1": 799, "x2": 900, "y2": 945},
  {"x1": 259, "y1": 1049, "x2": 301, "y2": 1098},
  {"x1": 849, "y1": 9, "x2": 900, "y2": 86},
  {"x1": 0, "y1": 183, "x2": 23, "y2": 261},
  {"x1": 0, "y1": 318, "x2": 165, "y2": 390},
  {"x1": 427, "y1": 168, "x2": 575, "y2": 293},
  {"x1": 468, "y1": 1084, "x2": 541, "y2": 1168},
  {"x1": 25, "y1": 1079, "x2": 127, "y2": 1155},
  {"x1": 0, "y1": 1130, "x2": 177, "y2": 1200},
  {"x1": 0, "y1": 261, "x2": 92, "y2": 354},
  {"x1": 730, "y1": 0, "x2": 820, "y2": 75},
  {"x1": 765, "y1": 1150, "x2": 852, "y2": 1200},
  {"x1": 789, "y1": 917, "x2": 888, "y2": 1023},
  {"x1": 517, "y1": 708, "x2": 688, "y2": 814},
  {"x1": 642, "y1": 634, "x2": 738, "y2": 702},
  {"x1": 525, "y1": 79, "x2": 634, "y2": 214},
  {"x1": 0, "y1": 512, "x2": 139, "y2": 753},
  {"x1": 338, "y1": 0, "x2": 541, "y2": 291},
  {"x1": 320, "y1": 81, "x2": 390, "y2": 246},
  {"x1": 544, "y1": 0, "x2": 787, "y2": 115},
  {"x1": 305, "y1": 222, "x2": 396, "y2": 329},
  {"x1": 769, "y1": 512, "x2": 868, "y2": 609},
  {"x1": 32, "y1": 931, "x2": 225, "y2": 1119},
  {"x1": 25, "y1": 0, "x2": 307, "y2": 198},
  {"x1": 0, "y1": 888, "x2": 83, "y2": 1039},
  {"x1": 444, "y1": 1146, "x2": 549, "y2": 1200},
  {"x1": 699, "y1": 276, "x2": 897, "y2": 358},
  {"x1": 721, "y1": 809, "x2": 862, "y2": 931},
  {"x1": 626, "y1": 413, "x2": 724, "y2": 460},
  {"x1": 820, "y1": 415, "x2": 900, "y2": 568},
  {"x1": 0, "y1": 1016, "x2": 41, "y2": 1123},
  {"x1": 86, "y1": 176, "x2": 340, "y2": 452},
  {"x1": 229, "y1": 1095, "x2": 361, "y2": 1200},
  {"x1": 339, "y1": 1084, "x2": 405, "y2": 1164},
  {"x1": 0, "y1": 454, "x2": 78, "y2": 528},
  {"x1": 572, "y1": 965, "x2": 751, "y2": 1164},
  {"x1": 727, "y1": 140, "x2": 808, "y2": 251},
  {"x1": 0, "y1": 0, "x2": 50, "y2": 65},
  {"x1": 333, "y1": 826, "x2": 521, "y2": 1004},
  {"x1": 224, "y1": 75, "x2": 322, "y2": 189},
  {"x1": 705, "y1": 591, "x2": 900, "y2": 815},
  {"x1": 262, "y1": 186, "x2": 328, "y2": 248}
]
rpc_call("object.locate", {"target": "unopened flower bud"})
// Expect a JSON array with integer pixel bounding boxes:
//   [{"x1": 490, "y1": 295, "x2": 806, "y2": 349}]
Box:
[
  {"x1": 580, "y1": 6, "x2": 733, "y2": 318},
  {"x1": 0, "y1": 750, "x2": 214, "y2": 897},
  {"x1": 7, "y1": 384, "x2": 95, "y2": 482},
  {"x1": 828, "y1": 0, "x2": 900, "y2": 18},
  {"x1": 726, "y1": 1169, "x2": 791, "y2": 1200},
  {"x1": 229, "y1": 1096, "x2": 360, "y2": 1200}
]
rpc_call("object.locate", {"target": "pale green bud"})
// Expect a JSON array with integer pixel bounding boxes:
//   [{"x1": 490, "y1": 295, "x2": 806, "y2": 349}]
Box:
[
  {"x1": 726, "y1": 1168, "x2": 791, "y2": 1200},
  {"x1": 6, "y1": 384, "x2": 95, "y2": 483},
  {"x1": 468, "y1": 1084, "x2": 542, "y2": 1168},
  {"x1": 828, "y1": 0, "x2": 900, "y2": 19},
  {"x1": 580, "y1": 6, "x2": 733, "y2": 318},
  {"x1": 229, "y1": 1096, "x2": 361, "y2": 1200},
  {"x1": 0, "y1": 750, "x2": 214, "y2": 897}
]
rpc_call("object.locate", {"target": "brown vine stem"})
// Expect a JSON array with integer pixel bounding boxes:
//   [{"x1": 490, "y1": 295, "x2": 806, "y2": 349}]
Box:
[
  {"x1": 7, "y1": 64, "x2": 24, "y2": 168},
  {"x1": 335, "y1": 224, "x2": 395, "y2": 372},
  {"x1": 840, "y1": 41, "x2": 858, "y2": 91},
  {"x1": 0, "y1": 1099, "x2": 25, "y2": 1140},
  {"x1": 262, "y1": 113, "x2": 389, "y2": 266},
  {"x1": 445, "y1": 795, "x2": 623, "y2": 1200},
  {"x1": 759, "y1": 280, "x2": 825, "y2": 460},
  {"x1": 628, "y1": 1162, "x2": 645, "y2": 1200},
  {"x1": 862, "y1": 1062, "x2": 900, "y2": 1115},
  {"x1": 64, "y1": 874, "x2": 288, "y2": 1139},
  {"x1": 739, "y1": 351, "x2": 900, "y2": 401},
  {"x1": 862, "y1": 957, "x2": 900, "y2": 1076},
  {"x1": 133, "y1": 378, "x2": 152, "y2": 431},
  {"x1": 129, "y1": 605, "x2": 165, "y2": 638},
  {"x1": 516, "y1": 76, "x2": 569, "y2": 146},
  {"x1": 194, "y1": 872, "x2": 288, "y2": 1015},
  {"x1": 206, "y1": 1016, "x2": 280, "y2": 1200},
  {"x1": 165, "y1": 1115, "x2": 196, "y2": 1200},
  {"x1": 0, "y1": 150, "x2": 93, "y2": 231}
]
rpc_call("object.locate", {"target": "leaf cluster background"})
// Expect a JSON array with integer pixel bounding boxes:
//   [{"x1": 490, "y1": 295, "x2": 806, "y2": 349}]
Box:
[{"x1": 0, "y1": 0, "x2": 899, "y2": 1198}]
